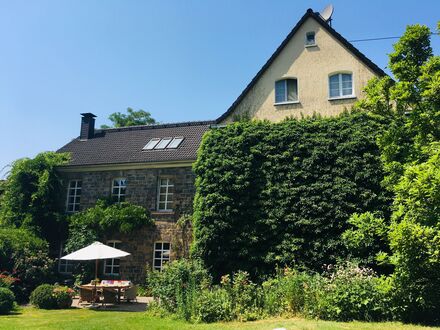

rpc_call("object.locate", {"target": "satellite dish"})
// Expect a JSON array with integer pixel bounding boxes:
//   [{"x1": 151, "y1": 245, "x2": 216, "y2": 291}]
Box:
[{"x1": 320, "y1": 4, "x2": 334, "y2": 25}]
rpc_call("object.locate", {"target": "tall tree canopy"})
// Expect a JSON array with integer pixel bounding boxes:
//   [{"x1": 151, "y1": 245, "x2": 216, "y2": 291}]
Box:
[
  {"x1": 348, "y1": 23, "x2": 440, "y2": 322},
  {"x1": 101, "y1": 107, "x2": 156, "y2": 128}
]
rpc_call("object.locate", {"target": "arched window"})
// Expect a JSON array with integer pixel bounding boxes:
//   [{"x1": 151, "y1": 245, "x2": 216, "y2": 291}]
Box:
[
  {"x1": 329, "y1": 73, "x2": 353, "y2": 99},
  {"x1": 275, "y1": 78, "x2": 298, "y2": 104}
]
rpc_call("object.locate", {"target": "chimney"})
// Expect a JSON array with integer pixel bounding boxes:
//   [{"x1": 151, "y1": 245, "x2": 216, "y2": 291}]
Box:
[{"x1": 80, "y1": 113, "x2": 96, "y2": 140}]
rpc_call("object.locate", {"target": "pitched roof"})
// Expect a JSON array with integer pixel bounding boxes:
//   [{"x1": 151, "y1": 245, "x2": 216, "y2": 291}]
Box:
[
  {"x1": 57, "y1": 121, "x2": 214, "y2": 167},
  {"x1": 216, "y1": 8, "x2": 387, "y2": 123}
]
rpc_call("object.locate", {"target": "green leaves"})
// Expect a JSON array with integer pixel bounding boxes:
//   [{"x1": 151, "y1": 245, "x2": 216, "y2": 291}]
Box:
[
  {"x1": 66, "y1": 199, "x2": 153, "y2": 252},
  {"x1": 0, "y1": 152, "x2": 70, "y2": 245},
  {"x1": 192, "y1": 112, "x2": 391, "y2": 279},
  {"x1": 100, "y1": 107, "x2": 156, "y2": 128}
]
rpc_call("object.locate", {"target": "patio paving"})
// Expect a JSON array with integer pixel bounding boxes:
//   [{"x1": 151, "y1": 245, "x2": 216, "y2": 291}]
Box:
[{"x1": 72, "y1": 296, "x2": 153, "y2": 312}]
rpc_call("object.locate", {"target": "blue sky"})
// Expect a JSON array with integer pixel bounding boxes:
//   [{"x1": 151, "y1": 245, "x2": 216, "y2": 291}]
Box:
[{"x1": 0, "y1": 0, "x2": 439, "y2": 176}]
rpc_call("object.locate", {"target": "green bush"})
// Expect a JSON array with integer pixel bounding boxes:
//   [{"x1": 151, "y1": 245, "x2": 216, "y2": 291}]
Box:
[
  {"x1": 0, "y1": 287, "x2": 15, "y2": 314},
  {"x1": 193, "y1": 288, "x2": 232, "y2": 323},
  {"x1": 30, "y1": 284, "x2": 57, "y2": 309},
  {"x1": 311, "y1": 263, "x2": 391, "y2": 321},
  {"x1": 146, "y1": 259, "x2": 210, "y2": 320},
  {"x1": 0, "y1": 228, "x2": 53, "y2": 302},
  {"x1": 192, "y1": 111, "x2": 391, "y2": 279},
  {"x1": 53, "y1": 286, "x2": 74, "y2": 309}
]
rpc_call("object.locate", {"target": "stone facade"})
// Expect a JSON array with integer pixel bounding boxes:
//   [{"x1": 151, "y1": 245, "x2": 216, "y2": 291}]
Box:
[{"x1": 59, "y1": 166, "x2": 195, "y2": 283}]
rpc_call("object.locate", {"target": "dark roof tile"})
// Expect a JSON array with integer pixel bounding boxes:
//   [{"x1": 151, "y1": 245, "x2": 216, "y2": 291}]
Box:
[{"x1": 57, "y1": 121, "x2": 213, "y2": 167}]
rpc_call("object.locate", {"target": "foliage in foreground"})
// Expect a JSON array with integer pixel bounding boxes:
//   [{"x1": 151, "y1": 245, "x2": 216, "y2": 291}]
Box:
[
  {"x1": 0, "y1": 228, "x2": 53, "y2": 302},
  {"x1": 147, "y1": 260, "x2": 393, "y2": 323},
  {"x1": 0, "y1": 287, "x2": 15, "y2": 314},
  {"x1": 30, "y1": 284, "x2": 74, "y2": 309},
  {"x1": 193, "y1": 111, "x2": 391, "y2": 279}
]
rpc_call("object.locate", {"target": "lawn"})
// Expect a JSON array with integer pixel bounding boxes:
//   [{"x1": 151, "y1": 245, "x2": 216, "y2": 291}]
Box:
[{"x1": 0, "y1": 307, "x2": 437, "y2": 330}]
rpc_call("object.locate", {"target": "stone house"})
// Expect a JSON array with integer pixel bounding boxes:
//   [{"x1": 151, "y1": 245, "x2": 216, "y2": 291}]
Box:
[{"x1": 55, "y1": 8, "x2": 386, "y2": 282}]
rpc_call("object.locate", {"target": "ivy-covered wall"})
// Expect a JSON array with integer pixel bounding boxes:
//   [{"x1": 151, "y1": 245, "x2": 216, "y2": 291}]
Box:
[{"x1": 192, "y1": 111, "x2": 391, "y2": 279}]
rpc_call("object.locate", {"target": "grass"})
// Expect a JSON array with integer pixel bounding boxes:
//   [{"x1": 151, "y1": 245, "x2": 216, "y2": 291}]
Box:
[{"x1": 0, "y1": 307, "x2": 438, "y2": 330}]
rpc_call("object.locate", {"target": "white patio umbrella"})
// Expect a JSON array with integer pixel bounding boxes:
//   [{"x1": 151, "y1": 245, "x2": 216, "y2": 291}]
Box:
[{"x1": 61, "y1": 241, "x2": 130, "y2": 279}]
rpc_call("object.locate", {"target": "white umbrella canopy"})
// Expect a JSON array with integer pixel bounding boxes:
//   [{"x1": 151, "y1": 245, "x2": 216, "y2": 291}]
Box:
[{"x1": 61, "y1": 241, "x2": 130, "y2": 261}]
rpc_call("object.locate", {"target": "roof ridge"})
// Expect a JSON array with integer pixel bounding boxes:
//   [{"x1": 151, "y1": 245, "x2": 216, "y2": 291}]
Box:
[
  {"x1": 98, "y1": 120, "x2": 215, "y2": 133},
  {"x1": 215, "y1": 9, "x2": 387, "y2": 123}
]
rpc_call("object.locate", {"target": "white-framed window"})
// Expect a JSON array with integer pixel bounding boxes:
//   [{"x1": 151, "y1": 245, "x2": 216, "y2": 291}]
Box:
[
  {"x1": 275, "y1": 78, "x2": 298, "y2": 104},
  {"x1": 58, "y1": 242, "x2": 74, "y2": 274},
  {"x1": 153, "y1": 242, "x2": 170, "y2": 271},
  {"x1": 66, "y1": 180, "x2": 82, "y2": 213},
  {"x1": 112, "y1": 178, "x2": 127, "y2": 202},
  {"x1": 157, "y1": 178, "x2": 174, "y2": 211},
  {"x1": 329, "y1": 73, "x2": 354, "y2": 99},
  {"x1": 305, "y1": 31, "x2": 316, "y2": 46},
  {"x1": 104, "y1": 241, "x2": 121, "y2": 275}
]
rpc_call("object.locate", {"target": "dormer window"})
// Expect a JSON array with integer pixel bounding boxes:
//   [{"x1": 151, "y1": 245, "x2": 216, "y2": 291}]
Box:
[
  {"x1": 305, "y1": 32, "x2": 316, "y2": 46},
  {"x1": 275, "y1": 78, "x2": 298, "y2": 104}
]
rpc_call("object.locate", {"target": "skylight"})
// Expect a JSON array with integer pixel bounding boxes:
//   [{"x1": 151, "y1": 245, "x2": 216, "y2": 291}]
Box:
[
  {"x1": 143, "y1": 138, "x2": 160, "y2": 150},
  {"x1": 167, "y1": 137, "x2": 184, "y2": 149},
  {"x1": 155, "y1": 137, "x2": 172, "y2": 149},
  {"x1": 143, "y1": 137, "x2": 185, "y2": 151}
]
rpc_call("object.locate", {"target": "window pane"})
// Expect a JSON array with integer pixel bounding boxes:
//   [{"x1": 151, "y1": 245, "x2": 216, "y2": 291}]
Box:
[
  {"x1": 155, "y1": 138, "x2": 172, "y2": 149},
  {"x1": 155, "y1": 242, "x2": 162, "y2": 249},
  {"x1": 167, "y1": 137, "x2": 184, "y2": 149},
  {"x1": 163, "y1": 243, "x2": 170, "y2": 250},
  {"x1": 275, "y1": 80, "x2": 286, "y2": 103},
  {"x1": 143, "y1": 138, "x2": 160, "y2": 150},
  {"x1": 287, "y1": 79, "x2": 298, "y2": 101}
]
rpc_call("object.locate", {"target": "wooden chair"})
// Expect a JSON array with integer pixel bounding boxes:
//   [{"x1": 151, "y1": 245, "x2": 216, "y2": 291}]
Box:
[
  {"x1": 123, "y1": 285, "x2": 138, "y2": 303},
  {"x1": 78, "y1": 287, "x2": 94, "y2": 304},
  {"x1": 101, "y1": 288, "x2": 118, "y2": 306}
]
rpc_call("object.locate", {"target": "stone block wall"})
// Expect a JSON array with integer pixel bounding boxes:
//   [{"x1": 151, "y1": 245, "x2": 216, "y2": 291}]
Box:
[{"x1": 58, "y1": 166, "x2": 195, "y2": 283}]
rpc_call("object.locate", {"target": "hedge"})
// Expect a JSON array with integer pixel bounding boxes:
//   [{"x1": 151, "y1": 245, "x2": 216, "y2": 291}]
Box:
[{"x1": 192, "y1": 111, "x2": 391, "y2": 279}]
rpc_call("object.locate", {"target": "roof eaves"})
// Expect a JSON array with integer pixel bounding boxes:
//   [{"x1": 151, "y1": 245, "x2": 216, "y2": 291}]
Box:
[{"x1": 216, "y1": 8, "x2": 387, "y2": 123}]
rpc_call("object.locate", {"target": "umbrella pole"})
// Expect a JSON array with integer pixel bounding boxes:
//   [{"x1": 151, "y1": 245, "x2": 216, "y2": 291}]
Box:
[{"x1": 94, "y1": 259, "x2": 98, "y2": 304}]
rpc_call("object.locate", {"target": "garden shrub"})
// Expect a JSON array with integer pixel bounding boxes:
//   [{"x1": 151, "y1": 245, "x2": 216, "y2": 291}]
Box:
[
  {"x1": 30, "y1": 284, "x2": 74, "y2": 309},
  {"x1": 0, "y1": 228, "x2": 53, "y2": 302},
  {"x1": 0, "y1": 287, "x2": 15, "y2": 314},
  {"x1": 311, "y1": 263, "x2": 391, "y2": 321},
  {"x1": 146, "y1": 259, "x2": 210, "y2": 320},
  {"x1": 192, "y1": 111, "x2": 391, "y2": 279},
  {"x1": 193, "y1": 288, "x2": 232, "y2": 323},
  {"x1": 30, "y1": 284, "x2": 57, "y2": 309}
]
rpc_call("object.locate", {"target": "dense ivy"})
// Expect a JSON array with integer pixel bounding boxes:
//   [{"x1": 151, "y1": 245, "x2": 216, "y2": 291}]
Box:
[
  {"x1": 66, "y1": 199, "x2": 154, "y2": 253},
  {"x1": 0, "y1": 152, "x2": 70, "y2": 245},
  {"x1": 192, "y1": 111, "x2": 391, "y2": 279}
]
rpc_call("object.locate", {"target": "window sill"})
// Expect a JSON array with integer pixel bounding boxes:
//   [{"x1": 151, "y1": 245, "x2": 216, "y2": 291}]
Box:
[
  {"x1": 305, "y1": 44, "x2": 317, "y2": 48},
  {"x1": 328, "y1": 95, "x2": 357, "y2": 101},
  {"x1": 274, "y1": 101, "x2": 300, "y2": 106},
  {"x1": 151, "y1": 211, "x2": 175, "y2": 215}
]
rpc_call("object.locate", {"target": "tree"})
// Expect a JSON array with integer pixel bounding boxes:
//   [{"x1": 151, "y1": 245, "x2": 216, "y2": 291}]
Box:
[
  {"x1": 347, "y1": 23, "x2": 440, "y2": 322},
  {"x1": 100, "y1": 107, "x2": 156, "y2": 128},
  {"x1": 0, "y1": 152, "x2": 70, "y2": 247}
]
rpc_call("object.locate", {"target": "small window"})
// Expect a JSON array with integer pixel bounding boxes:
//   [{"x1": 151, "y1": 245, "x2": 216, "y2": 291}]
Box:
[
  {"x1": 155, "y1": 138, "x2": 172, "y2": 149},
  {"x1": 143, "y1": 138, "x2": 160, "y2": 150},
  {"x1": 305, "y1": 32, "x2": 316, "y2": 46},
  {"x1": 153, "y1": 242, "x2": 170, "y2": 271},
  {"x1": 112, "y1": 178, "x2": 127, "y2": 202},
  {"x1": 66, "y1": 180, "x2": 82, "y2": 213},
  {"x1": 104, "y1": 241, "x2": 121, "y2": 275},
  {"x1": 58, "y1": 242, "x2": 74, "y2": 274},
  {"x1": 157, "y1": 178, "x2": 174, "y2": 211},
  {"x1": 329, "y1": 73, "x2": 354, "y2": 99},
  {"x1": 275, "y1": 79, "x2": 298, "y2": 104},
  {"x1": 167, "y1": 137, "x2": 184, "y2": 149}
]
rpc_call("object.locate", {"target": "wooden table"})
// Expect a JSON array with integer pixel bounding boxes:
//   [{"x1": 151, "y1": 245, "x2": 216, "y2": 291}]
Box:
[{"x1": 81, "y1": 284, "x2": 130, "y2": 304}]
